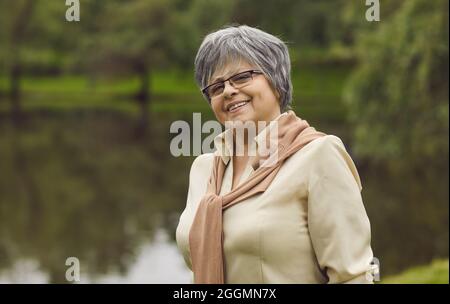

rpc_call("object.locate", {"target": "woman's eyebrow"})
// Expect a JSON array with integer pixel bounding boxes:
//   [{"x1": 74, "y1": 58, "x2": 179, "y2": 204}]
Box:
[
  {"x1": 210, "y1": 69, "x2": 242, "y2": 84},
  {"x1": 210, "y1": 76, "x2": 225, "y2": 84}
]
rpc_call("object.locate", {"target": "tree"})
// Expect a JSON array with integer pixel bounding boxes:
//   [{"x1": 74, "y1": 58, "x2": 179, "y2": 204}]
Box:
[
  {"x1": 344, "y1": 0, "x2": 448, "y2": 169},
  {"x1": 344, "y1": 0, "x2": 449, "y2": 270},
  {"x1": 0, "y1": 0, "x2": 36, "y2": 119},
  {"x1": 0, "y1": 0, "x2": 78, "y2": 121},
  {"x1": 83, "y1": 0, "x2": 197, "y2": 134}
]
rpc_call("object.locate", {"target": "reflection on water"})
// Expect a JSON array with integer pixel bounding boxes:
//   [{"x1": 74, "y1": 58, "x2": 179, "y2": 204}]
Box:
[
  {"x1": 0, "y1": 229, "x2": 191, "y2": 284},
  {"x1": 0, "y1": 259, "x2": 49, "y2": 283},
  {"x1": 0, "y1": 111, "x2": 197, "y2": 283},
  {"x1": 0, "y1": 107, "x2": 447, "y2": 282},
  {"x1": 86, "y1": 229, "x2": 192, "y2": 284}
]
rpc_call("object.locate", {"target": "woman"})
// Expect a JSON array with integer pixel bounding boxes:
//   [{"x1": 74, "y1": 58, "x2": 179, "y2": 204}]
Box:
[{"x1": 176, "y1": 25, "x2": 374, "y2": 284}]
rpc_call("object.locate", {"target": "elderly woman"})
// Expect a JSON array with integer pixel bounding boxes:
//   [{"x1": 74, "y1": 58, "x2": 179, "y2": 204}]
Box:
[{"x1": 176, "y1": 25, "x2": 374, "y2": 284}]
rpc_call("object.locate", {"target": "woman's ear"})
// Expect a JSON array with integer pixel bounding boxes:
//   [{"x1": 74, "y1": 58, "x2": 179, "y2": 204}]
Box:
[
  {"x1": 275, "y1": 89, "x2": 281, "y2": 100},
  {"x1": 269, "y1": 82, "x2": 281, "y2": 101}
]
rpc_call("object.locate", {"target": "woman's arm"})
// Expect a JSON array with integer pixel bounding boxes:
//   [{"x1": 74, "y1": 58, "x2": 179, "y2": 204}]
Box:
[
  {"x1": 176, "y1": 153, "x2": 214, "y2": 272},
  {"x1": 307, "y1": 135, "x2": 374, "y2": 284}
]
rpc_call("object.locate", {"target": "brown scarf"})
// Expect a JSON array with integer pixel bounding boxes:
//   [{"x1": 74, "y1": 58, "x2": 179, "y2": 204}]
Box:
[{"x1": 189, "y1": 110, "x2": 325, "y2": 283}]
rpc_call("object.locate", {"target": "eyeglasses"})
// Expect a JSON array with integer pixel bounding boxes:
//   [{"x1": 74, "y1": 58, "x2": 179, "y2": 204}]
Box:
[{"x1": 202, "y1": 69, "x2": 263, "y2": 101}]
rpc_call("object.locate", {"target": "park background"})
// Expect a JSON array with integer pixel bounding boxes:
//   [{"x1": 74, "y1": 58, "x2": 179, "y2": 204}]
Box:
[{"x1": 0, "y1": 0, "x2": 448, "y2": 283}]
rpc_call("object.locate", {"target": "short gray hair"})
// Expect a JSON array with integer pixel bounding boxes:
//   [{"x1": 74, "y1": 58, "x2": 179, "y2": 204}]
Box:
[{"x1": 194, "y1": 25, "x2": 292, "y2": 112}]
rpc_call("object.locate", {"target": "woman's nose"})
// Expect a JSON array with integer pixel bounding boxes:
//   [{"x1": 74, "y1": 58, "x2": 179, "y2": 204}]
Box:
[{"x1": 222, "y1": 81, "x2": 238, "y2": 99}]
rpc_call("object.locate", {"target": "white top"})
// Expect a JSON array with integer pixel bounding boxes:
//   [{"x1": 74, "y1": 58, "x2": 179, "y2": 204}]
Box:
[{"x1": 176, "y1": 127, "x2": 374, "y2": 283}]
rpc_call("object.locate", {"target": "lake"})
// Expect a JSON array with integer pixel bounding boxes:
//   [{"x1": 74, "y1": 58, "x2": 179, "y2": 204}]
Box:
[{"x1": 0, "y1": 98, "x2": 447, "y2": 283}]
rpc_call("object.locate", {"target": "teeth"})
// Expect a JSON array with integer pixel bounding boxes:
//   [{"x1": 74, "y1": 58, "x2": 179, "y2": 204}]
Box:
[{"x1": 229, "y1": 101, "x2": 248, "y2": 112}]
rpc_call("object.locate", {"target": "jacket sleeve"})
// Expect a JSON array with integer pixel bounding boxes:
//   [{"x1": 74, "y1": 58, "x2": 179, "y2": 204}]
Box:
[{"x1": 307, "y1": 136, "x2": 374, "y2": 284}]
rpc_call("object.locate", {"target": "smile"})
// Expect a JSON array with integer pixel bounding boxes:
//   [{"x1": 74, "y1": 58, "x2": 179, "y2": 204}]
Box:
[{"x1": 228, "y1": 100, "x2": 250, "y2": 112}]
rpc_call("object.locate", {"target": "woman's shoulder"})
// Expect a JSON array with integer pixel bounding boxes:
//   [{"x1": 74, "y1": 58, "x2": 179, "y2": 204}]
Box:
[
  {"x1": 189, "y1": 153, "x2": 215, "y2": 180},
  {"x1": 289, "y1": 134, "x2": 358, "y2": 174},
  {"x1": 298, "y1": 134, "x2": 348, "y2": 159},
  {"x1": 302, "y1": 134, "x2": 362, "y2": 189},
  {"x1": 186, "y1": 153, "x2": 215, "y2": 201},
  {"x1": 309, "y1": 134, "x2": 345, "y2": 148}
]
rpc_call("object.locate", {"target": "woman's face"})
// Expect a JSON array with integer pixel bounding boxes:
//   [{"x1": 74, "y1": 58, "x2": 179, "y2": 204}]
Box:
[{"x1": 208, "y1": 61, "x2": 281, "y2": 126}]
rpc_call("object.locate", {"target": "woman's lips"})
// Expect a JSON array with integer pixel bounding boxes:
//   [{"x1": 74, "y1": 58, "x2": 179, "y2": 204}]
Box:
[{"x1": 228, "y1": 100, "x2": 250, "y2": 113}]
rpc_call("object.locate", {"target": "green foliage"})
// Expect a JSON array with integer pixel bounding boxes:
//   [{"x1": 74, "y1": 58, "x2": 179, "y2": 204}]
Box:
[
  {"x1": 343, "y1": 0, "x2": 449, "y2": 276},
  {"x1": 0, "y1": 0, "x2": 79, "y2": 73},
  {"x1": 344, "y1": 0, "x2": 449, "y2": 271},
  {"x1": 381, "y1": 259, "x2": 449, "y2": 284},
  {"x1": 344, "y1": 0, "x2": 449, "y2": 169},
  {"x1": 84, "y1": 0, "x2": 176, "y2": 74}
]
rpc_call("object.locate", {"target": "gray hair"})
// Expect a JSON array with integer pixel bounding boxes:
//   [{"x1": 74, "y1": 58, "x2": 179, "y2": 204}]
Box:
[{"x1": 194, "y1": 25, "x2": 292, "y2": 112}]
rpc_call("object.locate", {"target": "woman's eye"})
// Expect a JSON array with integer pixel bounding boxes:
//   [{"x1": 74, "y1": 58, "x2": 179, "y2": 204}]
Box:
[
  {"x1": 233, "y1": 74, "x2": 251, "y2": 83},
  {"x1": 210, "y1": 84, "x2": 224, "y2": 95}
]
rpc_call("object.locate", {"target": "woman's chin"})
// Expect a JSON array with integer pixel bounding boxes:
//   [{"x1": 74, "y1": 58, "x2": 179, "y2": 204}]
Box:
[
  {"x1": 225, "y1": 109, "x2": 255, "y2": 123},
  {"x1": 226, "y1": 114, "x2": 254, "y2": 125}
]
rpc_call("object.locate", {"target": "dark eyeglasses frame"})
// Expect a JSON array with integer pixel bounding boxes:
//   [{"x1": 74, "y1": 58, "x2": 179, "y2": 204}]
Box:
[{"x1": 202, "y1": 69, "x2": 263, "y2": 101}]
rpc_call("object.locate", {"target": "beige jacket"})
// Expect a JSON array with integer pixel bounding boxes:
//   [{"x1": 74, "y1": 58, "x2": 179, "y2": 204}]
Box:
[{"x1": 176, "y1": 131, "x2": 374, "y2": 284}]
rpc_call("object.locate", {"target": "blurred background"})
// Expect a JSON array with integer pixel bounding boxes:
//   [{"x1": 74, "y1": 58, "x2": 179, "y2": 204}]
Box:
[{"x1": 0, "y1": 0, "x2": 448, "y2": 283}]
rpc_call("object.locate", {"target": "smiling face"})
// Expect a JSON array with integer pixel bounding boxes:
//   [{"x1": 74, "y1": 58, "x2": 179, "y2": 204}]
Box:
[{"x1": 209, "y1": 61, "x2": 281, "y2": 127}]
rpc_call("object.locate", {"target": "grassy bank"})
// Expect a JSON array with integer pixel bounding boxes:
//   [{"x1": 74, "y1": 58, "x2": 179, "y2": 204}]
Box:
[
  {"x1": 381, "y1": 259, "x2": 449, "y2": 284},
  {"x1": 0, "y1": 66, "x2": 352, "y2": 126}
]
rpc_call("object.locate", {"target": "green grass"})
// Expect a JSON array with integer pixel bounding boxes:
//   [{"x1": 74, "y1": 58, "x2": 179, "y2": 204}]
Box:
[
  {"x1": 0, "y1": 66, "x2": 351, "y2": 120},
  {"x1": 0, "y1": 70, "x2": 200, "y2": 96},
  {"x1": 0, "y1": 66, "x2": 350, "y2": 97},
  {"x1": 381, "y1": 259, "x2": 449, "y2": 284}
]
